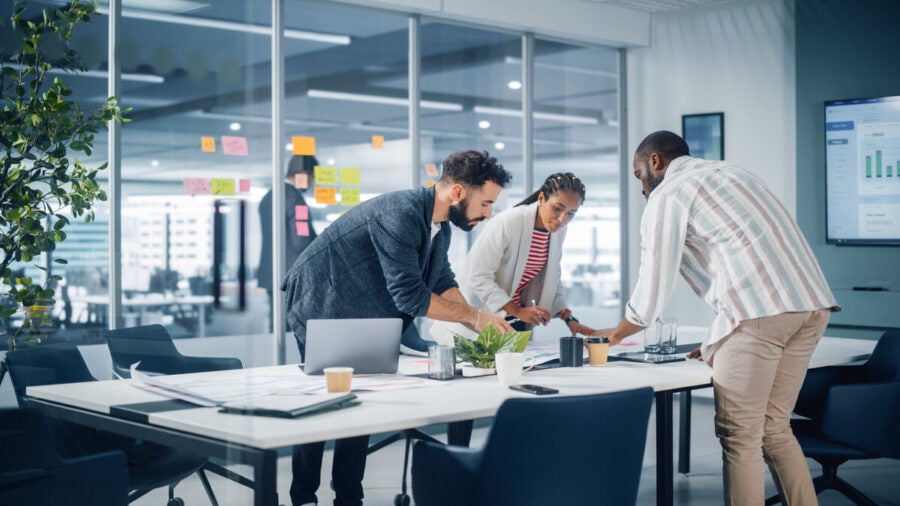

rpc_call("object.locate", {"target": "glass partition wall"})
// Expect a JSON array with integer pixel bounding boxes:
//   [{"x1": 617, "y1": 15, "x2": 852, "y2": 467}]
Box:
[{"x1": 7, "y1": 0, "x2": 622, "y2": 348}]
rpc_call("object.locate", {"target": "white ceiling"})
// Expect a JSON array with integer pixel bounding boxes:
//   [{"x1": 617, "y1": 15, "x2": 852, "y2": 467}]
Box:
[{"x1": 586, "y1": 0, "x2": 732, "y2": 13}]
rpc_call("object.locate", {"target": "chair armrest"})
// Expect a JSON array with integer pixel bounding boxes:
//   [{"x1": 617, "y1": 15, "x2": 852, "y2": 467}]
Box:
[
  {"x1": 181, "y1": 356, "x2": 243, "y2": 373},
  {"x1": 412, "y1": 440, "x2": 482, "y2": 506},
  {"x1": 822, "y1": 380, "x2": 900, "y2": 459},
  {"x1": 794, "y1": 364, "x2": 866, "y2": 419}
]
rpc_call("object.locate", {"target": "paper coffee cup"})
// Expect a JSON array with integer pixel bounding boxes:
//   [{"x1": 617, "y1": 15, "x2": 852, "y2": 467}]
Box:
[
  {"x1": 586, "y1": 337, "x2": 610, "y2": 367},
  {"x1": 323, "y1": 367, "x2": 353, "y2": 393}
]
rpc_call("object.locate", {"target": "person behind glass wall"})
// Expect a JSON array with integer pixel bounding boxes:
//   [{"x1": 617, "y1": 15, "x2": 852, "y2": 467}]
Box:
[
  {"x1": 258, "y1": 155, "x2": 317, "y2": 331},
  {"x1": 595, "y1": 131, "x2": 839, "y2": 505},
  {"x1": 282, "y1": 150, "x2": 515, "y2": 506},
  {"x1": 431, "y1": 172, "x2": 600, "y2": 343}
]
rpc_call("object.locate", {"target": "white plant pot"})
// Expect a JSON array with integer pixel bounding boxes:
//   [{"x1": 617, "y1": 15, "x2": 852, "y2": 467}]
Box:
[{"x1": 461, "y1": 365, "x2": 496, "y2": 377}]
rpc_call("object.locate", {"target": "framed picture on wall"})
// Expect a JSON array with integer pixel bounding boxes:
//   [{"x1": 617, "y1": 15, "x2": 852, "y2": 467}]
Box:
[{"x1": 682, "y1": 112, "x2": 724, "y2": 160}]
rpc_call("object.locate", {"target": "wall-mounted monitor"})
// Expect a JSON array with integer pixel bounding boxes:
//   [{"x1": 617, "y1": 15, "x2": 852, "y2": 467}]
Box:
[{"x1": 825, "y1": 95, "x2": 900, "y2": 245}]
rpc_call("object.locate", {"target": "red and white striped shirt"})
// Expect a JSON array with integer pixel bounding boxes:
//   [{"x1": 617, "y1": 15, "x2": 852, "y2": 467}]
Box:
[{"x1": 512, "y1": 229, "x2": 550, "y2": 305}]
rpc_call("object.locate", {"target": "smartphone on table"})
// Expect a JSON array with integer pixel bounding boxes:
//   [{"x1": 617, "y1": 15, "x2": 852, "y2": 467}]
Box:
[{"x1": 509, "y1": 384, "x2": 559, "y2": 395}]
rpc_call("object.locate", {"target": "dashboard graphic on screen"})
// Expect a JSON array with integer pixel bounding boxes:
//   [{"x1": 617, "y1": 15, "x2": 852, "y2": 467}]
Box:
[{"x1": 826, "y1": 95, "x2": 900, "y2": 245}]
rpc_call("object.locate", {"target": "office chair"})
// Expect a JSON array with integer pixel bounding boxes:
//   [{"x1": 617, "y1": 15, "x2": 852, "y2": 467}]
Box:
[
  {"x1": 765, "y1": 330, "x2": 900, "y2": 506},
  {"x1": 411, "y1": 387, "x2": 654, "y2": 506},
  {"x1": 1, "y1": 407, "x2": 130, "y2": 506},
  {"x1": 4, "y1": 344, "x2": 213, "y2": 506},
  {"x1": 105, "y1": 324, "x2": 254, "y2": 493}
]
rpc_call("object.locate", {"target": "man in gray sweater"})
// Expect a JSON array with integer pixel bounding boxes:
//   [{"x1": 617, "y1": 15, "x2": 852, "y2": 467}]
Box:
[{"x1": 283, "y1": 150, "x2": 514, "y2": 506}]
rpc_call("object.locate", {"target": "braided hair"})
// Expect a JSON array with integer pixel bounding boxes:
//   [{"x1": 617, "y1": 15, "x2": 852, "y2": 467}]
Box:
[{"x1": 516, "y1": 172, "x2": 586, "y2": 207}]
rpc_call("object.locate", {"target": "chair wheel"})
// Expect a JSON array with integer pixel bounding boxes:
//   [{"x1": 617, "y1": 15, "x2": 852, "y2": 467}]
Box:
[
  {"x1": 394, "y1": 493, "x2": 410, "y2": 506},
  {"x1": 167, "y1": 498, "x2": 185, "y2": 506}
]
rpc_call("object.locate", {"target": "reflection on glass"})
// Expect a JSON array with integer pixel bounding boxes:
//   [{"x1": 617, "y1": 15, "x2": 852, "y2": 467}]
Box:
[{"x1": 533, "y1": 40, "x2": 621, "y2": 325}]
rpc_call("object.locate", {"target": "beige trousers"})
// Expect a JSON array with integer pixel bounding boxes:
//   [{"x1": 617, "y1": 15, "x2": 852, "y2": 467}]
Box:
[{"x1": 712, "y1": 309, "x2": 830, "y2": 506}]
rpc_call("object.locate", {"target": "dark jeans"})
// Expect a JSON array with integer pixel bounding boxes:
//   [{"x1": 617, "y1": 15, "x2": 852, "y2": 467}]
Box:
[{"x1": 290, "y1": 436, "x2": 370, "y2": 506}]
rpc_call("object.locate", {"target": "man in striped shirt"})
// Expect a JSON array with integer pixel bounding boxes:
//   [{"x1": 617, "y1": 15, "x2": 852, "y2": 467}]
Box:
[{"x1": 598, "y1": 131, "x2": 838, "y2": 505}]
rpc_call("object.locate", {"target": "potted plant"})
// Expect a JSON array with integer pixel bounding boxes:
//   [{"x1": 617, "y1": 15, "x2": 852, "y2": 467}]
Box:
[
  {"x1": 0, "y1": 0, "x2": 128, "y2": 352},
  {"x1": 453, "y1": 323, "x2": 530, "y2": 377}
]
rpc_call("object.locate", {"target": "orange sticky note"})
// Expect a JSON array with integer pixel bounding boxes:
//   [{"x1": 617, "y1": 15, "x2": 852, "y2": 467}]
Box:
[
  {"x1": 238, "y1": 179, "x2": 250, "y2": 192},
  {"x1": 295, "y1": 221, "x2": 310, "y2": 237},
  {"x1": 372, "y1": 135, "x2": 384, "y2": 149},
  {"x1": 425, "y1": 163, "x2": 438, "y2": 177},
  {"x1": 314, "y1": 186, "x2": 337, "y2": 205},
  {"x1": 221, "y1": 136, "x2": 248, "y2": 156},
  {"x1": 294, "y1": 173, "x2": 309, "y2": 189},
  {"x1": 292, "y1": 136, "x2": 316, "y2": 156},
  {"x1": 201, "y1": 136, "x2": 216, "y2": 152},
  {"x1": 295, "y1": 205, "x2": 308, "y2": 221},
  {"x1": 425, "y1": 180, "x2": 435, "y2": 187}
]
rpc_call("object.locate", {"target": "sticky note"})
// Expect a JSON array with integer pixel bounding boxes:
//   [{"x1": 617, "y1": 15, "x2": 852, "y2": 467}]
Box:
[
  {"x1": 372, "y1": 135, "x2": 384, "y2": 149},
  {"x1": 201, "y1": 136, "x2": 216, "y2": 152},
  {"x1": 340, "y1": 188, "x2": 360, "y2": 206},
  {"x1": 292, "y1": 136, "x2": 316, "y2": 155},
  {"x1": 238, "y1": 179, "x2": 250, "y2": 192},
  {"x1": 295, "y1": 205, "x2": 309, "y2": 221},
  {"x1": 294, "y1": 173, "x2": 309, "y2": 189},
  {"x1": 314, "y1": 166, "x2": 337, "y2": 185},
  {"x1": 425, "y1": 180, "x2": 435, "y2": 187},
  {"x1": 425, "y1": 163, "x2": 438, "y2": 177},
  {"x1": 295, "y1": 221, "x2": 310, "y2": 237},
  {"x1": 315, "y1": 186, "x2": 337, "y2": 205},
  {"x1": 221, "y1": 136, "x2": 248, "y2": 156},
  {"x1": 340, "y1": 168, "x2": 361, "y2": 185},
  {"x1": 211, "y1": 178, "x2": 236, "y2": 195},
  {"x1": 183, "y1": 178, "x2": 211, "y2": 194}
]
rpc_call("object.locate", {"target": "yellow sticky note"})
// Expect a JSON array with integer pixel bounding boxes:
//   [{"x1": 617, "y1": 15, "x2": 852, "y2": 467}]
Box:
[
  {"x1": 201, "y1": 136, "x2": 216, "y2": 152},
  {"x1": 315, "y1": 186, "x2": 337, "y2": 205},
  {"x1": 372, "y1": 135, "x2": 384, "y2": 149},
  {"x1": 340, "y1": 168, "x2": 361, "y2": 186},
  {"x1": 210, "y1": 178, "x2": 236, "y2": 195},
  {"x1": 314, "y1": 166, "x2": 337, "y2": 185},
  {"x1": 292, "y1": 136, "x2": 316, "y2": 156},
  {"x1": 425, "y1": 180, "x2": 435, "y2": 187},
  {"x1": 340, "y1": 188, "x2": 360, "y2": 206}
]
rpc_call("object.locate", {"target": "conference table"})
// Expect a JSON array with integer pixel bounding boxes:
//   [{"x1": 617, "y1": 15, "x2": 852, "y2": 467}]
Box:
[
  {"x1": 70, "y1": 294, "x2": 214, "y2": 336},
  {"x1": 24, "y1": 336, "x2": 875, "y2": 506}
]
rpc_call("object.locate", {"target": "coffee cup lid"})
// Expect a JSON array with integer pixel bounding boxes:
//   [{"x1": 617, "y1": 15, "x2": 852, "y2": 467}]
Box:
[{"x1": 586, "y1": 337, "x2": 609, "y2": 344}]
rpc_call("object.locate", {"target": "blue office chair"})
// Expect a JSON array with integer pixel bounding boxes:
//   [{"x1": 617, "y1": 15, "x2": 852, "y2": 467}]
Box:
[
  {"x1": 411, "y1": 387, "x2": 654, "y2": 506},
  {"x1": 105, "y1": 324, "x2": 253, "y2": 493},
  {"x1": 1, "y1": 407, "x2": 130, "y2": 506},
  {"x1": 765, "y1": 331, "x2": 900, "y2": 506},
  {"x1": 4, "y1": 343, "x2": 213, "y2": 506}
]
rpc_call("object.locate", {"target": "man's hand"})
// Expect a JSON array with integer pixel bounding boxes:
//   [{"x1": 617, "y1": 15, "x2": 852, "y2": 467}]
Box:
[
  {"x1": 591, "y1": 328, "x2": 622, "y2": 345},
  {"x1": 479, "y1": 311, "x2": 514, "y2": 333},
  {"x1": 686, "y1": 347, "x2": 703, "y2": 361},
  {"x1": 569, "y1": 322, "x2": 598, "y2": 337}
]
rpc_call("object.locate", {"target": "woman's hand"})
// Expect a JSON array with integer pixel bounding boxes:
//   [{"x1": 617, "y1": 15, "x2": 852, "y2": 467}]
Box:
[{"x1": 514, "y1": 305, "x2": 551, "y2": 326}]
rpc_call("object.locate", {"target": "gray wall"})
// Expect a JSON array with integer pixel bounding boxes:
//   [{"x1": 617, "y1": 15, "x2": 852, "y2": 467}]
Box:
[{"x1": 796, "y1": 0, "x2": 900, "y2": 332}]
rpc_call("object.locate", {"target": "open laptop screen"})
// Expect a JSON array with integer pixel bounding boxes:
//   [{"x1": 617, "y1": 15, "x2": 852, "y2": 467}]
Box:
[{"x1": 303, "y1": 318, "x2": 403, "y2": 375}]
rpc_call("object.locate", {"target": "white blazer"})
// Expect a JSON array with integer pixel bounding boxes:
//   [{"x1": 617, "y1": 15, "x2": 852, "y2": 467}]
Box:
[{"x1": 430, "y1": 202, "x2": 568, "y2": 344}]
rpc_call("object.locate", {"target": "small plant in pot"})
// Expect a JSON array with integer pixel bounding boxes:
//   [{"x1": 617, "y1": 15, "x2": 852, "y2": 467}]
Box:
[{"x1": 453, "y1": 323, "x2": 530, "y2": 377}]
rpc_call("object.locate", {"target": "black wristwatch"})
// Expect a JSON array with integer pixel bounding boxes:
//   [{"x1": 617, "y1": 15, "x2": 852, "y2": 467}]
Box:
[{"x1": 564, "y1": 315, "x2": 579, "y2": 324}]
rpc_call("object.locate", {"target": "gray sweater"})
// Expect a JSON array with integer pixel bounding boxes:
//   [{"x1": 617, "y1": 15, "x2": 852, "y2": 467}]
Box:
[{"x1": 282, "y1": 186, "x2": 457, "y2": 348}]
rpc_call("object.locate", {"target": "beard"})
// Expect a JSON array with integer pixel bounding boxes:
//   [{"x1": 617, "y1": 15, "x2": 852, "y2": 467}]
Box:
[
  {"x1": 647, "y1": 170, "x2": 665, "y2": 194},
  {"x1": 448, "y1": 197, "x2": 482, "y2": 231}
]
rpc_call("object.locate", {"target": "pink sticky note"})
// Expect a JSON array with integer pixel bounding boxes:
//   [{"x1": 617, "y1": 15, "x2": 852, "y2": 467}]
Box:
[
  {"x1": 239, "y1": 179, "x2": 251, "y2": 192},
  {"x1": 295, "y1": 205, "x2": 309, "y2": 221},
  {"x1": 295, "y1": 221, "x2": 310, "y2": 237},
  {"x1": 183, "y1": 178, "x2": 211, "y2": 195},
  {"x1": 221, "y1": 136, "x2": 249, "y2": 156}
]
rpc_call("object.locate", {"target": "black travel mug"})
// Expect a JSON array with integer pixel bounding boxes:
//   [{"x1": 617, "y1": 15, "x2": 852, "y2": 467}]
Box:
[{"x1": 559, "y1": 336, "x2": 584, "y2": 367}]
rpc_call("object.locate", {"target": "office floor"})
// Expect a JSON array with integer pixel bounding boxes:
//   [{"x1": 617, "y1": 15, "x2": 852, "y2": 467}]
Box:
[{"x1": 133, "y1": 395, "x2": 900, "y2": 505}]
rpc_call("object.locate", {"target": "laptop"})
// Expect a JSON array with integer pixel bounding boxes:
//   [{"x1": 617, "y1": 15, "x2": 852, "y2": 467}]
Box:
[{"x1": 303, "y1": 318, "x2": 403, "y2": 375}]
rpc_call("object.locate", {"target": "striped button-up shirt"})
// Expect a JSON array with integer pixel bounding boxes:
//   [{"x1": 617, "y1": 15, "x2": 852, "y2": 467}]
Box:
[{"x1": 626, "y1": 156, "x2": 839, "y2": 356}]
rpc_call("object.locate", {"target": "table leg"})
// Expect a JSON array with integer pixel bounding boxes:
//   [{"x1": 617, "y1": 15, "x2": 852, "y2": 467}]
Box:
[
  {"x1": 252, "y1": 449, "x2": 279, "y2": 506},
  {"x1": 678, "y1": 391, "x2": 692, "y2": 475},
  {"x1": 656, "y1": 391, "x2": 674, "y2": 506}
]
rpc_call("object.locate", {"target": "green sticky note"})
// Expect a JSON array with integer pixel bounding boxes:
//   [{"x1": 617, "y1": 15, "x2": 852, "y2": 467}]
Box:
[
  {"x1": 211, "y1": 178, "x2": 236, "y2": 195},
  {"x1": 340, "y1": 168, "x2": 361, "y2": 186},
  {"x1": 314, "y1": 166, "x2": 337, "y2": 185},
  {"x1": 340, "y1": 188, "x2": 360, "y2": 206}
]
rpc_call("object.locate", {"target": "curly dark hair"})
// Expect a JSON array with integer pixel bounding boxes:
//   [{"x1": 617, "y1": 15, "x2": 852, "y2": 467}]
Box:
[
  {"x1": 439, "y1": 150, "x2": 512, "y2": 188},
  {"x1": 516, "y1": 172, "x2": 586, "y2": 207}
]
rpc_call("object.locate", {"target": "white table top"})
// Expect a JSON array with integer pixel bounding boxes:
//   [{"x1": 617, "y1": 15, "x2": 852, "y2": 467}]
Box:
[
  {"x1": 26, "y1": 336, "x2": 875, "y2": 450},
  {"x1": 72, "y1": 294, "x2": 214, "y2": 306}
]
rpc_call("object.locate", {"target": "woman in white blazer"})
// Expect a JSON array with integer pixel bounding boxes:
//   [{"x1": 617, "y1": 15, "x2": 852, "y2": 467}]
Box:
[{"x1": 431, "y1": 173, "x2": 599, "y2": 343}]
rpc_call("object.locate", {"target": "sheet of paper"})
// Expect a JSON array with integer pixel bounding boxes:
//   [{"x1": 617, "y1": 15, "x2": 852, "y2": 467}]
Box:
[
  {"x1": 296, "y1": 221, "x2": 310, "y2": 237},
  {"x1": 211, "y1": 178, "x2": 236, "y2": 195},
  {"x1": 201, "y1": 136, "x2": 216, "y2": 152},
  {"x1": 221, "y1": 135, "x2": 248, "y2": 156},
  {"x1": 340, "y1": 168, "x2": 361, "y2": 185},
  {"x1": 292, "y1": 136, "x2": 316, "y2": 155},
  {"x1": 340, "y1": 188, "x2": 360, "y2": 206},
  {"x1": 295, "y1": 205, "x2": 309, "y2": 221},
  {"x1": 183, "y1": 178, "x2": 211, "y2": 195},
  {"x1": 315, "y1": 187, "x2": 337, "y2": 204},
  {"x1": 314, "y1": 166, "x2": 337, "y2": 185}
]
